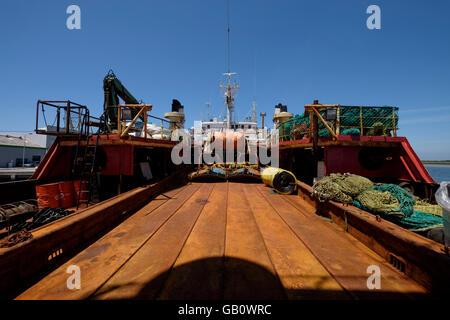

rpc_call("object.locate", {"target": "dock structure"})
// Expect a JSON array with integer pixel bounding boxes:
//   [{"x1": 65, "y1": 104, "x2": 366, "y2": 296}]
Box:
[
  {"x1": 0, "y1": 167, "x2": 36, "y2": 181},
  {"x1": 14, "y1": 182, "x2": 430, "y2": 300}
]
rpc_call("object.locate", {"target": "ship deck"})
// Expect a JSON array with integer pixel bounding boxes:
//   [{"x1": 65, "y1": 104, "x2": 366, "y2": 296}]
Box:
[{"x1": 16, "y1": 182, "x2": 427, "y2": 300}]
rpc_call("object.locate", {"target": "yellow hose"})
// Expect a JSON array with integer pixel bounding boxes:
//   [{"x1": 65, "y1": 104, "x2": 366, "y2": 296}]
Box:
[{"x1": 261, "y1": 167, "x2": 297, "y2": 195}]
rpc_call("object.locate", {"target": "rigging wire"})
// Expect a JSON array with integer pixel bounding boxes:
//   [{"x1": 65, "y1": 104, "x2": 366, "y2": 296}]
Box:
[{"x1": 226, "y1": 0, "x2": 231, "y2": 74}]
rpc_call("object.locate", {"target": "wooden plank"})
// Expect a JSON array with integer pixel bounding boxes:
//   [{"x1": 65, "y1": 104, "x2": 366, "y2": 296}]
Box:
[
  {"x1": 16, "y1": 184, "x2": 199, "y2": 300},
  {"x1": 224, "y1": 183, "x2": 285, "y2": 299},
  {"x1": 256, "y1": 185, "x2": 427, "y2": 299},
  {"x1": 157, "y1": 183, "x2": 228, "y2": 299},
  {"x1": 285, "y1": 194, "x2": 415, "y2": 270},
  {"x1": 92, "y1": 183, "x2": 214, "y2": 299},
  {"x1": 2, "y1": 171, "x2": 186, "y2": 299},
  {"x1": 242, "y1": 185, "x2": 349, "y2": 300}
]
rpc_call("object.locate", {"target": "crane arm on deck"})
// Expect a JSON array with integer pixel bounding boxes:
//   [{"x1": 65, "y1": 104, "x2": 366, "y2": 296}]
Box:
[{"x1": 103, "y1": 70, "x2": 142, "y2": 130}]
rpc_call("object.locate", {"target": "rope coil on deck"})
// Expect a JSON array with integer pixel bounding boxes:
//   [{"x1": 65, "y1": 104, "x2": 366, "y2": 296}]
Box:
[{"x1": 0, "y1": 229, "x2": 32, "y2": 248}]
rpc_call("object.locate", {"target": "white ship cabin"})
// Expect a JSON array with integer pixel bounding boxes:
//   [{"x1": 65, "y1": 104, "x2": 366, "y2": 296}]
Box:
[{"x1": 192, "y1": 118, "x2": 268, "y2": 144}]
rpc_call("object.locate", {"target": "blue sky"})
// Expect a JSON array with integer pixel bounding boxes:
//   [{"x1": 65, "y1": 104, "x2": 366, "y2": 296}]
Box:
[{"x1": 1, "y1": 0, "x2": 450, "y2": 159}]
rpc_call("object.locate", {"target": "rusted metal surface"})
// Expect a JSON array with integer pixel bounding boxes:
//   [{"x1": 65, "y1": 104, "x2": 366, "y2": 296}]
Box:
[
  {"x1": 31, "y1": 133, "x2": 177, "y2": 181},
  {"x1": 59, "y1": 134, "x2": 178, "y2": 149},
  {"x1": 0, "y1": 200, "x2": 38, "y2": 220},
  {"x1": 278, "y1": 135, "x2": 403, "y2": 150},
  {"x1": 35, "y1": 100, "x2": 90, "y2": 136},
  {"x1": 0, "y1": 170, "x2": 187, "y2": 299},
  {"x1": 15, "y1": 182, "x2": 431, "y2": 300}
]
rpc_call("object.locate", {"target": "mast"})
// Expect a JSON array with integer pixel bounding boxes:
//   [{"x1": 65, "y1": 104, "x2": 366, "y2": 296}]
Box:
[
  {"x1": 206, "y1": 102, "x2": 211, "y2": 121},
  {"x1": 220, "y1": 73, "x2": 239, "y2": 129},
  {"x1": 220, "y1": 0, "x2": 239, "y2": 130},
  {"x1": 252, "y1": 101, "x2": 256, "y2": 123}
]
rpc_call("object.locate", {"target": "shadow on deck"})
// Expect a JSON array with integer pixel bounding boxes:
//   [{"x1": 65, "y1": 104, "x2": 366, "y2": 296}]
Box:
[{"x1": 91, "y1": 257, "x2": 429, "y2": 300}]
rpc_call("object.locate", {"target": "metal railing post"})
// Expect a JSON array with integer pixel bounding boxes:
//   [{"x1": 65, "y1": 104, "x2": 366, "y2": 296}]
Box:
[
  {"x1": 144, "y1": 108, "x2": 148, "y2": 139},
  {"x1": 35, "y1": 101, "x2": 40, "y2": 133},
  {"x1": 66, "y1": 101, "x2": 71, "y2": 134},
  {"x1": 117, "y1": 105, "x2": 121, "y2": 135},
  {"x1": 336, "y1": 105, "x2": 341, "y2": 136},
  {"x1": 392, "y1": 108, "x2": 397, "y2": 137},
  {"x1": 359, "y1": 106, "x2": 363, "y2": 136},
  {"x1": 56, "y1": 107, "x2": 60, "y2": 133}
]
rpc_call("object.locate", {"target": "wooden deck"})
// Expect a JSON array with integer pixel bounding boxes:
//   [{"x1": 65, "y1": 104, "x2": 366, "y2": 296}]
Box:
[{"x1": 16, "y1": 182, "x2": 427, "y2": 300}]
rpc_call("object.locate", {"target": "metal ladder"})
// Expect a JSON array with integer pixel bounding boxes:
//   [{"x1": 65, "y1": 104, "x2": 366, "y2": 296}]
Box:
[{"x1": 72, "y1": 111, "x2": 104, "y2": 209}]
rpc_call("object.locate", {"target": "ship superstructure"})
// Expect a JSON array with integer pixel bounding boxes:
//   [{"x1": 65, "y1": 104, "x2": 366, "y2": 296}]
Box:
[{"x1": 190, "y1": 76, "x2": 268, "y2": 145}]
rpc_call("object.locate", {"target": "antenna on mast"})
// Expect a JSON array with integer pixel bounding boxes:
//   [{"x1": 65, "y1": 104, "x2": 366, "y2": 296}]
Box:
[
  {"x1": 220, "y1": 0, "x2": 239, "y2": 129},
  {"x1": 206, "y1": 102, "x2": 211, "y2": 121},
  {"x1": 226, "y1": 0, "x2": 231, "y2": 74}
]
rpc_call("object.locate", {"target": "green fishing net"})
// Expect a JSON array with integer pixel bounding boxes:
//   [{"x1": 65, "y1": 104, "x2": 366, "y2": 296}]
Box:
[
  {"x1": 372, "y1": 184, "x2": 416, "y2": 217},
  {"x1": 312, "y1": 173, "x2": 373, "y2": 203},
  {"x1": 355, "y1": 190, "x2": 400, "y2": 214},
  {"x1": 312, "y1": 174, "x2": 443, "y2": 231},
  {"x1": 279, "y1": 106, "x2": 398, "y2": 139},
  {"x1": 341, "y1": 128, "x2": 361, "y2": 136}
]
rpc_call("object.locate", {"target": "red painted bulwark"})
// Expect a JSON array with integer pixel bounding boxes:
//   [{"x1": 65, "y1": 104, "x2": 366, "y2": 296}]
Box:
[
  {"x1": 32, "y1": 139, "x2": 73, "y2": 181},
  {"x1": 101, "y1": 145, "x2": 134, "y2": 176},
  {"x1": 324, "y1": 146, "x2": 410, "y2": 180},
  {"x1": 398, "y1": 138, "x2": 435, "y2": 184},
  {"x1": 31, "y1": 138, "x2": 59, "y2": 180},
  {"x1": 324, "y1": 137, "x2": 436, "y2": 184}
]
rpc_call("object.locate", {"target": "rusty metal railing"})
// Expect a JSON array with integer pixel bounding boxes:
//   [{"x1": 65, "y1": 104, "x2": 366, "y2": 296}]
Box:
[
  {"x1": 275, "y1": 104, "x2": 399, "y2": 143},
  {"x1": 35, "y1": 100, "x2": 95, "y2": 136},
  {"x1": 117, "y1": 104, "x2": 173, "y2": 140}
]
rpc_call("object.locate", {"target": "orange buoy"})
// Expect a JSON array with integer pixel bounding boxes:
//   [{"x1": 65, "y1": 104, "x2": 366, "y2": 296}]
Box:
[
  {"x1": 213, "y1": 131, "x2": 244, "y2": 150},
  {"x1": 73, "y1": 180, "x2": 90, "y2": 204},
  {"x1": 36, "y1": 183, "x2": 61, "y2": 209},
  {"x1": 58, "y1": 181, "x2": 74, "y2": 208}
]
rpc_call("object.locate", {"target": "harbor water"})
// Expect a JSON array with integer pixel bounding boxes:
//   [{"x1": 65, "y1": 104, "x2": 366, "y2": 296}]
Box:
[{"x1": 425, "y1": 165, "x2": 450, "y2": 184}]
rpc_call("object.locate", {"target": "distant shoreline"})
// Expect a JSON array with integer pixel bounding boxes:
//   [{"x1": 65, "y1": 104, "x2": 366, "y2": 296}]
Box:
[{"x1": 422, "y1": 161, "x2": 450, "y2": 166}]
